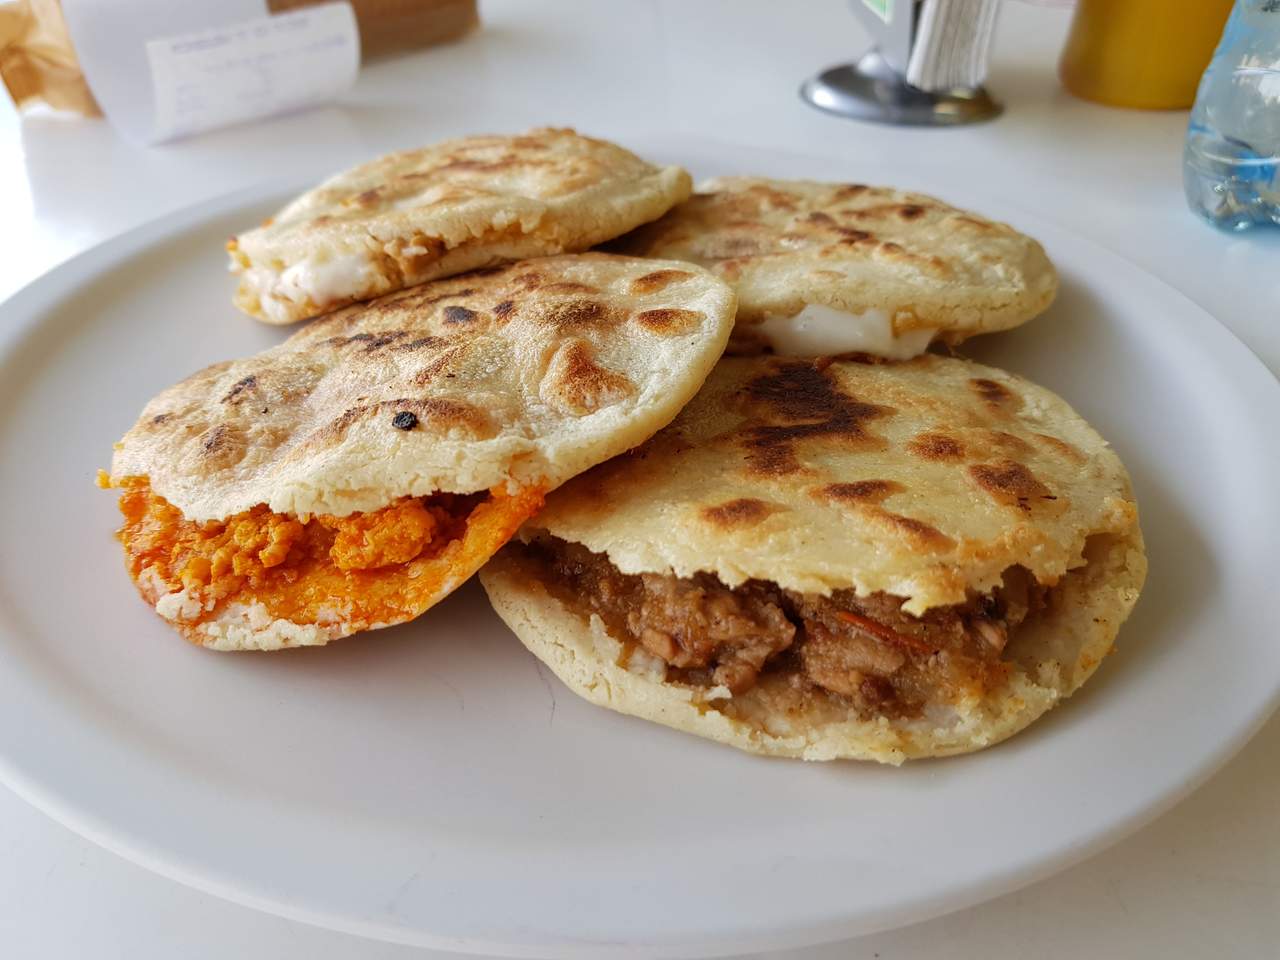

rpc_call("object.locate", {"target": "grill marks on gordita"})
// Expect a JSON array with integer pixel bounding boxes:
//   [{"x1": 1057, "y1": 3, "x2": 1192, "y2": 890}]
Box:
[
  {"x1": 721, "y1": 360, "x2": 1067, "y2": 520},
  {"x1": 443, "y1": 305, "x2": 479, "y2": 325},
  {"x1": 207, "y1": 262, "x2": 710, "y2": 453},
  {"x1": 736, "y1": 361, "x2": 893, "y2": 477}
]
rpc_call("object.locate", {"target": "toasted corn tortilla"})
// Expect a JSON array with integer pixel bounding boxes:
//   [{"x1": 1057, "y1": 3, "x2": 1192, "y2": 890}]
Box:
[
  {"x1": 480, "y1": 354, "x2": 1145, "y2": 761},
  {"x1": 516, "y1": 355, "x2": 1137, "y2": 615},
  {"x1": 613, "y1": 177, "x2": 1057, "y2": 356},
  {"x1": 229, "y1": 128, "x2": 691, "y2": 324},
  {"x1": 112, "y1": 254, "x2": 736, "y2": 522},
  {"x1": 108, "y1": 254, "x2": 736, "y2": 649}
]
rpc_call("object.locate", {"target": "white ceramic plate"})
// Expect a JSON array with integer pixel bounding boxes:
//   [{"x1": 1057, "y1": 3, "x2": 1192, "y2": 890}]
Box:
[{"x1": 1, "y1": 144, "x2": 1278, "y2": 959}]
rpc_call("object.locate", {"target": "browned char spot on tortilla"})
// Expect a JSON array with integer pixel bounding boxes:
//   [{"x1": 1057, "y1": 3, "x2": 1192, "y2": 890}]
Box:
[
  {"x1": 736, "y1": 361, "x2": 892, "y2": 477},
  {"x1": 745, "y1": 183, "x2": 799, "y2": 209},
  {"x1": 633, "y1": 308, "x2": 703, "y2": 335},
  {"x1": 542, "y1": 339, "x2": 634, "y2": 415},
  {"x1": 815, "y1": 479, "x2": 906, "y2": 503},
  {"x1": 410, "y1": 398, "x2": 492, "y2": 434},
  {"x1": 869, "y1": 509, "x2": 956, "y2": 550},
  {"x1": 320, "y1": 397, "x2": 492, "y2": 443},
  {"x1": 391, "y1": 335, "x2": 448, "y2": 353},
  {"x1": 221, "y1": 375, "x2": 257, "y2": 405},
  {"x1": 416, "y1": 288, "x2": 476, "y2": 307},
  {"x1": 629, "y1": 269, "x2": 693, "y2": 294},
  {"x1": 526, "y1": 297, "x2": 616, "y2": 330},
  {"x1": 360, "y1": 331, "x2": 410, "y2": 352},
  {"x1": 837, "y1": 227, "x2": 874, "y2": 245},
  {"x1": 814, "y1": 482, "x2": 954, "y2": 548},
  {"x1": 322, "y1": 330, "x2": 410, "y2": 352},
  {"x1": 969, "y1": 378, "x2": 1019, "y2": 411},
  {"x1": 968, "y1": 459, "x2": 1053, "y2": 511},
  {"x1": 539, "y1": 282, "x2": 599, "y2": 294},
  {"x1": 908, "y1": 432, "x2": 966, "y2": 461},
  {"x1": 981, "y1": 430, "x2": 1033, "y2": 456},
  {"x1": 699, "y1": 497, "x2": 780, "y2": 528},
  {"x1": 442, "y1": 305, "x2": 479, "y2": 325},
  {"x1": 198, "y1": 424, "x2": 247, "y2": 469},
  {"x1": 1035, "y1": 433, "x2": 1087, "y2": 463},
  {"x1": 412, "y1": 344, "x2": 468, "y2": 385},
  {"x1": 201, "y1": 424, "x2": 230, "y2": 453}
]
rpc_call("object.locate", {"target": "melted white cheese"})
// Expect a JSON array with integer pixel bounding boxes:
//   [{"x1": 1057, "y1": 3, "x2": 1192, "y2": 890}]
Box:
[
  {"x1": 278, "y1": 252, "x2": 375, "y2": 306},
  {"x1": 755, "y1": 304, "x2": 937, "y2": 359},
  {"x1": 242, "y1": 252, "x2": 376, "y2": 322}
]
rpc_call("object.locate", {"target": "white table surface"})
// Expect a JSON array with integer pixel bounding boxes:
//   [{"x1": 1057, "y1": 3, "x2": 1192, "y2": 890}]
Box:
[{"x1": 1, "y1": 2, "x2": 1277, "y2": 957}]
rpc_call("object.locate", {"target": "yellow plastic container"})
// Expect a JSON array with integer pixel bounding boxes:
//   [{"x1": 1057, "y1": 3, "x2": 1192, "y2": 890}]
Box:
[{"x1": 1059, "y1": 0, "x2": 1236, "y2": 110}]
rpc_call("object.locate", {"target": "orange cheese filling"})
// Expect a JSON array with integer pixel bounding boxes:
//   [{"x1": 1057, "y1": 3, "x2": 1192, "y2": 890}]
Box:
[{"x1": 109, "y1": 476, "x2": 544, "y2": 639}]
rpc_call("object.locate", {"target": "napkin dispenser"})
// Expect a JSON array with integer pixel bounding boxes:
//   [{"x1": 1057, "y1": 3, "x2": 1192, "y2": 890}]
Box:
[{"x1": 801, "y1": 0, "x2": 1002, "y2": 126}]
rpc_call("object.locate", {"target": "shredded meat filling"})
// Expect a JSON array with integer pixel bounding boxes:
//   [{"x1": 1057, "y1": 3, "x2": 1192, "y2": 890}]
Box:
[
  {"x1": 526, "y1": 538, "x2": 1049, "y2": 716},
  {"x1": 540, "y1": 543, "x2": 795, "y2": 693},
  {"x1": 630, "y1": 574, "x2": 796, "y2": 693}
]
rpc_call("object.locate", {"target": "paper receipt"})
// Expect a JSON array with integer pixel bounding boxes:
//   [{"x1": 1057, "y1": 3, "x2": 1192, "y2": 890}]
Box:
[{"x1": 146, "y1": 3, "x2": 359, "y2": 142}]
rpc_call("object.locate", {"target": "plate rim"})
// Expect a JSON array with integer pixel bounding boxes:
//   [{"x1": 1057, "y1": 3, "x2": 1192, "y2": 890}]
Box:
[{"x1": 2, "y1": 154, "x2": 1279, "y2": 958}]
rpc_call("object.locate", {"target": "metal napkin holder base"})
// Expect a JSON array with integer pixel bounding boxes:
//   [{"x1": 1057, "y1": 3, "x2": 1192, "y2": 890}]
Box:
[{"x1": 801, "y1": 49, "x2": 1002, "y2": 127}]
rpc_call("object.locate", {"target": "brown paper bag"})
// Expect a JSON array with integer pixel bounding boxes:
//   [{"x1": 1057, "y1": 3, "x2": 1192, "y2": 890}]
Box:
[{"x1": 0, "y1": 0, "x2": 100, "y2": 115}]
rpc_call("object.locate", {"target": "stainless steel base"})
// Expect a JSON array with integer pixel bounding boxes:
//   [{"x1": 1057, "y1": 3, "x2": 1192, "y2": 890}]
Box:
[{"x1": 800, "y1": 50, "x2": 1002, "y2": 127}]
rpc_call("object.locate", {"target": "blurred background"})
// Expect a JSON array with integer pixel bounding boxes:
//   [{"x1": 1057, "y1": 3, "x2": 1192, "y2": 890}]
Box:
[{"x1": 1, "y1": 1, "x2": 1276, "y2": 307}]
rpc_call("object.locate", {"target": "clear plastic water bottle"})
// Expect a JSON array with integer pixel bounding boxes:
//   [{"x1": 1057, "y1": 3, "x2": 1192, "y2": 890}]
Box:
[{"x1": 1183, "y1": 0, "x2": 1280, "y2": 231}]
